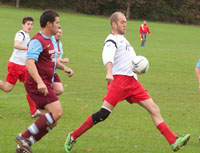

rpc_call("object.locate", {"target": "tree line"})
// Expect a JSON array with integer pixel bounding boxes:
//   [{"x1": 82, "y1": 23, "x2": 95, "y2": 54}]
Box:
[{"x1": 1, "y1": 0, "x2": 200, "y2": 24}]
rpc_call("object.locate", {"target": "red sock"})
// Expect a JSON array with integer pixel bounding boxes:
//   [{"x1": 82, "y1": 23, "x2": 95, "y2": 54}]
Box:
[
  {"x1": 71, "y1": 115, "x2": 94, "y2": 140},
  {"x1": 157, "y1": 122, "x2": 177, "y2": 144},
  {"x1": 26, "y1": 94, "x2": 37, "y2": 115}
]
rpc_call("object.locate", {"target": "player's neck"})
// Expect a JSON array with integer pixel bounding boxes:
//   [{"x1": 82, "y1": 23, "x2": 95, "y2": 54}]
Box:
[
  {"x1": 22, "y1": 29, "x2": 29, "y2": 34},
  {"x1": 41, "y1": 28, "x2": 52, "y2": 37},
  {"x1": 111, "y1": 30, "x2": 118, "y2": 35}
]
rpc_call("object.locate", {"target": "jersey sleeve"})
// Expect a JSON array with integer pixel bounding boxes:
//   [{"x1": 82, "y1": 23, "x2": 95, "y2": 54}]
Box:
[
  {"x1": 26, "y1": 39, "x2": 43, "y2": 61},
  {"x1": 59, "y1": 42, "x2": 63, "y2": 58},
  {"x1": 102, "y1": 41, "x2": 117, "y2": 65},
  {"x1": 196, "y1": 59, "x2": 200, "y2": 68},
  {"x1": 15, "y1": 32, "x2": 24, "y2": 42},
  {"x1": 139, "y1": 26, "x2": 142, "y2": 34}
]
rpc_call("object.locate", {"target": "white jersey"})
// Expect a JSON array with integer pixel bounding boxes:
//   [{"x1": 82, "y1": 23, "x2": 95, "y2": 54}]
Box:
[
  {"x1": 102, "y1": 34, "x2": 137, "y2": 79},
  {"x1": 9, "y1": 30, "x2": 30, "y2": 65}
]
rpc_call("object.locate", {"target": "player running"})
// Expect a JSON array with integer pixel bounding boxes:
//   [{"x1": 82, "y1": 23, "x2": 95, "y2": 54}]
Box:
[
  {"x1": 52, "y1": 26, "x2": 72, "y2": 95},
  {"x1": 15, "y1": 10, "x2": 73, "y2": 153},
  {"x1": 28, "y1": 26, "x2": 73, "y2": 118},
  {"x1": 0, "y1": 17, "x2": 41, "y2": 118},
  {"x1": 64, "y1": 12, "x2": 190, "y2": 152}
]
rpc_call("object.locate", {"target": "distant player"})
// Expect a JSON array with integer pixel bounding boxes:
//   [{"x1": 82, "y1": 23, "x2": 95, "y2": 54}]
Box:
[
  {"x1": 0, "y1": 17, "x2": 41, "y2": 118},
  {"x1": 15, "y1": 10, "x2": 73, "y2": 153},
  {"x1": 53, "y1": 26, "x2": 72, "y2": 95},
  {"x1": 195, "y1": 59, "x2": 200, "y2": 141},
  {"x1": 195, "y1": 59, "x2": 200, "y2": 93},
  {"x1": 64, "y1": 12, "x2": 190, "y2": 153},
  {"x1": 139, "y1": 20, "x2": 151, "y2": 47}
]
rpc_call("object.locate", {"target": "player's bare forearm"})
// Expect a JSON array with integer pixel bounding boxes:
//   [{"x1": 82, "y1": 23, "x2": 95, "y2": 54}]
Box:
[
  {"x1": 105, "y1": 62, "x2": 113, "y2": 83},
  {"x1": 59, "y1": 58, "x2": 69, "y2": 63},
  {"x1": 14, "y1": 40, "x2": 28, "y2": 50},
  {"x1": 64, "y1": 67, "x2": 74, "y2": 77},
  {"x1": 56, "y1": 60, "x2": 66, "y2": 70},
  {"x1": 56, "y1": 60, "x2": 74, "y2": 77}
]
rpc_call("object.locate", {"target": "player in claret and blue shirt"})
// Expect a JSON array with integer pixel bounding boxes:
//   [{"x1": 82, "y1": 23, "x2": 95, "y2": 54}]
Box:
[
  {"x1": 64, "y1": 12, "x2": 190, "y2": 153},
  {"x1": 15, "y1": 10, "x2": 73, "y2": 153}
]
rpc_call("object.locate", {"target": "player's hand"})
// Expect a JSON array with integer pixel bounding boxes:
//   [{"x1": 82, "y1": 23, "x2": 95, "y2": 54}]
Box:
[
  {"x1": 37, "y1": 83, "x2": 48, "y2": 96},
  {"x1": 64, "y1": 67, "x2": 74, "y2": 77},
  {"x1": 105, "y1": 73, "x2": 113, "y2": 83},
  {"x1": 61, "y1": 58, "x2": 70, "y2": 63}
]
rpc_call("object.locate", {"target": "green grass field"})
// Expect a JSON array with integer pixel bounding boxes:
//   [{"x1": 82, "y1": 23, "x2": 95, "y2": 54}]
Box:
[{"x1": 0, "y1": 5, "x2": 200, "y2": 153}]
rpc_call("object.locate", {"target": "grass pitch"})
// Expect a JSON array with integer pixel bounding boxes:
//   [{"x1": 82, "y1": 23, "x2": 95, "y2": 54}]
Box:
[{"x1": 0, "y1": 5, "x2": 200, "y2": 153}]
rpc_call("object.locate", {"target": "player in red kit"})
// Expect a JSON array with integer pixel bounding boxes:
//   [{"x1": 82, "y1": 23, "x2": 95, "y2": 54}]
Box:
[
  {"x1": 139, "y1": 20, "x2": 151, "y2": 47},
  {"x1": 15, "y1": 10, "x2": 73, "y2": 153}
]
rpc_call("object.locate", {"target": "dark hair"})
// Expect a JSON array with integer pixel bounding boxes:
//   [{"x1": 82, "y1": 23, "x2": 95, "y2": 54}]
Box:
[
  {"x1": 22, "y1": 16, "x2": 34, "y2": 24},
  {"x1": 40, "y1": 9, "x2": 59, "y2": 28}
]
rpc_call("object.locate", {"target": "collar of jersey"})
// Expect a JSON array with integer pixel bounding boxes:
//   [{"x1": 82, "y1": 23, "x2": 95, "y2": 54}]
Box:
[{"x1": 39, "y1": 31, "x2": 52, "y2": 39}]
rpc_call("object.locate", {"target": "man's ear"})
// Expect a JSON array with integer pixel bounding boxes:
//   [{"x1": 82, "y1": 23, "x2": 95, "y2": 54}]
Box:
[
  {"x1": 112, "y1": 22, "x2": 116, "y2": 29},
  {"x1": 46, "y1": 21, "x2": 52, "y2": 28}
]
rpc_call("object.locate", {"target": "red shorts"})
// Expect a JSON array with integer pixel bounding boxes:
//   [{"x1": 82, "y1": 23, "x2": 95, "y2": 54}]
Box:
[
  {"x1": 54, "y1": 73, "x2": 61, "y2": 83},
  {"x1": 103, "y1": 75, "x2": 151, "y2": 107},
  {"x1": 6, "y1": 62, "x2": 27, "y2": 85},
  {"x1": 25, "y1": 85, "x2": 58, "y2": 109}
]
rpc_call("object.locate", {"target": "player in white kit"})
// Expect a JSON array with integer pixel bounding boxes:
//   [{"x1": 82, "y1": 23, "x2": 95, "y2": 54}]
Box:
[
  {"x1": 64, "y1": 12, "x2": 190, "y2": 152},
  {"x1": 0, "y1": 17, "x2": 41, "y2": 118},
  {"x1": 0, "y1": 17, "x2": 33, "y2": 91}
]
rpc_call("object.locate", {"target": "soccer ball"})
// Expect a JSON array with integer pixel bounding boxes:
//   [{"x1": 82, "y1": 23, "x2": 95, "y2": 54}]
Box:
[{"x1": 131, "y1": 56, "x2": 149, "y2": 74}]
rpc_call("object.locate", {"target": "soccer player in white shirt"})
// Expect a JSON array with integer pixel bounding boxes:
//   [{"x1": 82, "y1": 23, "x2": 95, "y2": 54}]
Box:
[
  {"x1": 64, "y1": 12, "x2": 190, "y2": 152},
  {"x1": 0, "y1": 17, "x2": 33, "y2": 91},
  {"x1": 0, "y1": 17, "x2": 41, "y2": 118}
]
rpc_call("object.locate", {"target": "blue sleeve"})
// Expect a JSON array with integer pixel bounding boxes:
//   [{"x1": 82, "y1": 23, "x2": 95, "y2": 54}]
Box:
[
  {"x1": 27, "y1": 39, "x2": 43, "y2": 61},
  {"x1": 59, "y1": 42, "x2": 63, "y2": 58},
  {"x1": 197, "y1": 59, "x2": 200, "y2": 68}
]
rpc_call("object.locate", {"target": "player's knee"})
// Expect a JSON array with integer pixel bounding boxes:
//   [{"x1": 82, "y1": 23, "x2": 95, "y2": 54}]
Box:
[
  {"x1": 91, "y1": 108, "x2": 111, "y2": 124},
  {"x1": 3, "y1": 86, "x2": 13, "y2": 92},
  {"x1": 52, "y1": 108, "x2": 63, "y2": 121},
  {"x1": 55, "y1": 89, "x2": 63, "y2": 95},
  {"x1": 1, "y1": 83, "x2": 14, "y2": 92},
  {"x1": 53, "y1": 84, "x2": 63, "y2": 95}
]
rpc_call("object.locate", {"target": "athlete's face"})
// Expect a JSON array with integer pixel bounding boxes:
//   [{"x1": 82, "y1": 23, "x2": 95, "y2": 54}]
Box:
[
  {"x1": 116, "y1": 15, "x2": 127, "y2": 35},
  {"x1": 50, "y1": 17, "x2": 60, "y2": 35},
  {"x1": 22, "y1": 21, "x2": 33, "y2": 33},
  {"x1": 54, "y1": 28, "x2": 62, "y2": 42}
]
